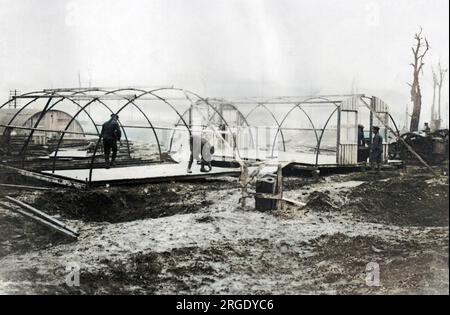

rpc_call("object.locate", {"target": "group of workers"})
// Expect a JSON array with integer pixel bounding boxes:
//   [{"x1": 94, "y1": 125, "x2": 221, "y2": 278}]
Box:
[
  {"x1": 101, "y1": 113, "x2": 385, "y2": 173},
  {"x1": 100, "y1": 113, "x2": 215, "y2": 172},
  {"x1": 358, "y1": 124, "x2": 384, "y2": 172}
]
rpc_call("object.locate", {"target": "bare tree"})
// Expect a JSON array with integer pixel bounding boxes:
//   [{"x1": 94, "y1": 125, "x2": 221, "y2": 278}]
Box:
[
  {"x1": 431, "y1": 67, "x2": 437, "y2": 129},
  {"x1": 408, "y1": 28, "x2": 429, "y2": 132},
  {"x1": 434, "y1": 62, "x2": 448, "y2": 130},
  {"x1": 431, "y1": 63, "x2": 448, "y2": 130}
]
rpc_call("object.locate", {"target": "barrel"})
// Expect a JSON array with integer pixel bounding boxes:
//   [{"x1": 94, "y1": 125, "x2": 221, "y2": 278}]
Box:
[{"x1": 255, "y1": 175, "x2": 277, "y2": 211}]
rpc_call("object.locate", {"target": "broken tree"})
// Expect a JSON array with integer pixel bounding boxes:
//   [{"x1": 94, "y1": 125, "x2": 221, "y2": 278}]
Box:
[{"x1": 408, "y1": 28, "x2": 429, "y2": 132}]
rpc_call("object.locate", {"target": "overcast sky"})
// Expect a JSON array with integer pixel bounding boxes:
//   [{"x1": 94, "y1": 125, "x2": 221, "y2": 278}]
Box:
[{"x1": 0, "y1": 0, "x2": 448, "y2": 126}]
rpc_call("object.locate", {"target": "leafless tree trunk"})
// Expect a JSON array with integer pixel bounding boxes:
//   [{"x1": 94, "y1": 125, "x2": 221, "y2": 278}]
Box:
[
  {"x1": 408, "y1": 28, "x2": 429, "y2": 132},
  {"x1": 436, "y1": 62, "x2": 448, "y2": 130},
  {"x1": 431, "y1": 67, "x2": 438, "y2": 129}
]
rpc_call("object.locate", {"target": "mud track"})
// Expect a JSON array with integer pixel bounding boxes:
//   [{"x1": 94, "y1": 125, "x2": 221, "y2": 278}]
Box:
[{"x1": 0, "y1": 168, "x2": 448, "y2": 294}]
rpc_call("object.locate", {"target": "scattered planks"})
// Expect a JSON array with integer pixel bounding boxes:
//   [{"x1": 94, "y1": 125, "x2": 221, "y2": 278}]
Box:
[
  {"x1": 0, "y1": 163, "x2": 86, "y2": 189},
  {"x1": 250, "y1": 192, "x2": 307, "y2": 209},
  {"x1": 0, "y1": 196, "x2": 79, "y2": 239}
]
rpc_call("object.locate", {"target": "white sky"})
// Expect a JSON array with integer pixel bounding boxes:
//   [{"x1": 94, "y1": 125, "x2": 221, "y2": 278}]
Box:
[{"x1": 0, "y1": 0, "x2": 449, "y2": 127}]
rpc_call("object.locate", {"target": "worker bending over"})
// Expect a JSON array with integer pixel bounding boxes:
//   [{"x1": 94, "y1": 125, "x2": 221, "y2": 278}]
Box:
[{"x1": 187, "y1": 134, "x2": 215, "y2": 173}]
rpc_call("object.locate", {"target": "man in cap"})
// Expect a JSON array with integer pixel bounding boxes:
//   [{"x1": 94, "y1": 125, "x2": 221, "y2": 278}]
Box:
[
  {"x1": 369, "y1": 126, "x2": 383, "y2": 172},
  {"x1": 101, "y1": 114, "x2": 121, "y2": 169}
]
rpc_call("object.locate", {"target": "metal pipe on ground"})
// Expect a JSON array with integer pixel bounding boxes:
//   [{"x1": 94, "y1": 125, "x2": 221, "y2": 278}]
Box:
[
  {"x1": 0, "y1": 197, "x2": 79, "y2": 239},
  {"x1": 0, "y1": 183, "x2": 51, "y2": 190}
]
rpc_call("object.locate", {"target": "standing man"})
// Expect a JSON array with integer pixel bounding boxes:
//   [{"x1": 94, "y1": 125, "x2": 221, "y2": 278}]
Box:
[
  {"x1": 101, "y1": 114, "x2": 121, "y2": 169},
  {"x1": 423, "y1": 122, "x2": 431, "y2": 134},
  {"x1": 187, "y1": 133, "x2": 215, "y2": 173},
  {"x1": 370, "y1": 126, "x2": 383, "y2": 172}
]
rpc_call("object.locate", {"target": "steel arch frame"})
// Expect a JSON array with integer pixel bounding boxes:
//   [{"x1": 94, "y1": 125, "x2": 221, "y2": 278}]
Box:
[
  {"x1": 86, "y1": 88, "x2": 190, "y2": 182},
  {"x1": 1, "y1": 89, "x2": 131, "y2": 159},
  {"x1": 50, "y1": 97, "x2": 101, "y2": 173},
  {"x1": 1, "y1": 89, "x2": 398, "y2": 184},
  {"x1": 85, "y1": 87, "x2": 240, "y2": 183},
  {"x1": 19, "y1": 95, "x2": 56, "y2": 164},
  {"x1": 0, "y1": 90, "x2": 49, "y2": 110},
  {"x1": 270, "y1": 97, "x2": 340, "y2": 159},
  {"x1": 314, "y1": 106, "x2": 340, "y2": 166},
  {"x1": 203, "y1": 101, "x2": 256, "y2": 149},
  {"x1": 10, "y1": 90, "x2": 133, "y2": 168},
  {"x1": 163, "y1": 88, "x2": 242, "y2": 156},
  {"x1": 1, "y1": 91, "x2": 55, "y2": 137},
  {"x1": 389, "y1": 113, "x2": 401, "y2": 137},
  {"x1": 244, "y1": 103, "x2": 287, "y2": 152},
  {"x1": 167, "y1": 101, "x2": 255, "y2": 153},
  {"x1": 50, "y1": 87, "x2": 167, "y2": 169}
]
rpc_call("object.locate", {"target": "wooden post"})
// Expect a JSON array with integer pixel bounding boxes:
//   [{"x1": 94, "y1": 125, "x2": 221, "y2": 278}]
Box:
[
  {"x1": 336, "y1": 107, "x2": 341, "y2": 164},
  {"x1": 276, "y1": 164, "x2": 283, "y2": 210},
  {"x1": 240, "y1": 164, "x2": 248, "y2": 208}
]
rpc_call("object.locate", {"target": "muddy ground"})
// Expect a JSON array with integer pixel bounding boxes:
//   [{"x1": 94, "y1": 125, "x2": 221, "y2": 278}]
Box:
[{"x1": 0, "y1": 166, "x2": 448, "y2": 295}]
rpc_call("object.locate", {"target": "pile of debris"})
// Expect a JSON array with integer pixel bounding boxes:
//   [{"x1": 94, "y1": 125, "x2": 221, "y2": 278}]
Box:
[{"x1": 348, "y1": 173, "x2": 448, "y2": 226}]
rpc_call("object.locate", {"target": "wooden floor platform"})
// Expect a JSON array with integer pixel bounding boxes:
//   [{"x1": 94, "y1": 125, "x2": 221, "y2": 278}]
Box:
[{"x1": 41, "y1": 162, "x2": 241, "y2": 186}]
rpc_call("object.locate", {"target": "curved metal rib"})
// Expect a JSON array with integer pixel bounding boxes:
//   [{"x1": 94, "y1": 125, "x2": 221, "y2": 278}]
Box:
[
  {"x1": 170, "y1": 88, "x2": 240, "y2": 158},
  {"x1": 20, "y1": 95, "x2": 57, "y2": 167},
  {"x1": 270, "y1": 97, "x2": 334, "y2": 157},
  {"x1": 389, "y1": 113, "x2": 400, "y2": 137},
  {"x1": 245, "y1": 103, "x2": 287, "y2": 152},
  {"x1": 17, "y1": 90, "x2": 134, "y2": 167},
  {"x1": 0, "y1": 90, "x2": 49, "y2": 111},
  {"x1": 1, "y1": 97, "x2": 45, "y2": 139},
  {"x1": 168, "y1": 107, "x2": 190, "y2": 152},
  {"x1": 41, "y1": 89, "x2": 132, "y2": 158},
  {"x1": 315, "y1": 107, "x2": 339, "y2": 166},
  {"x1": 205, "y1": 101, "x2": 256, "y2": 150},
  {"x1": 51, "y1": 98, "x2": 101, "y2": 173},
  {"x1": 87, "y1": 88, "x2": 193, "y2": 183},
  {"x1": 102, "y1": 89, "x2": 162, "y2": 161}
]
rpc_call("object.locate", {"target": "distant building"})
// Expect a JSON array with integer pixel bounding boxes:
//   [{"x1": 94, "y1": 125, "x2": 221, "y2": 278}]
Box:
[{"x1": 0, "y1": 108, "x2": 85, "y2": 145}]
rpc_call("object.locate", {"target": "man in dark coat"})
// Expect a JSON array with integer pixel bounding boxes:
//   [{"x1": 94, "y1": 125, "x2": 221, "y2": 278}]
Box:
[
  {"x1": 370, "y1": 126, "x2": 383, "y2": 171},
  {"x1": 187, "y1": 134, "x2": 215, "y2": 173},
  {"x1": 101, "y1": 114, "x2": 121, "y2": 169}
]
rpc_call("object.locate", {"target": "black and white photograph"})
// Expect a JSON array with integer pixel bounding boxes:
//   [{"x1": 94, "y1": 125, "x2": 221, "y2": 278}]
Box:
[{"x1": 0, "y1": 0, "x2": 448, "y2": 298}]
